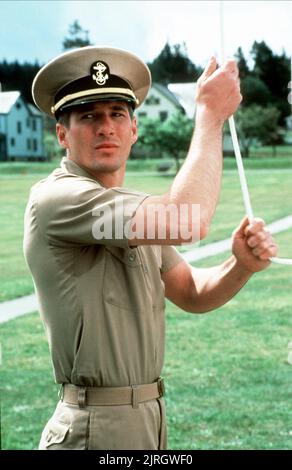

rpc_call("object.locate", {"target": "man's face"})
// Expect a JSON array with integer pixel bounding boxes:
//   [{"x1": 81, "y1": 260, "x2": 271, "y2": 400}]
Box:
[{"x1": 56, "y1": 101, "x2": 138, "y2": 176}]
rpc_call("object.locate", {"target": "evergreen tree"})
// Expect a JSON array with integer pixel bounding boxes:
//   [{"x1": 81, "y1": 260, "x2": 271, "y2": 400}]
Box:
[
  {"x1": 62, "y1": 20, "x2": 92, "y2": 50},
  {"x1": 234, "y1": 47, "x2": 249, "y2": 78},
  {"x1": 0, "y1": 60, "x2": 41, "y2": 104},
  {"x1": 0, "y1": 21, "x2": 91, "y2": 105},
  {"x1": 241, "y1": 75, "x2": 271, "y2": 107},
  {"x1": 250, "y1": 41, "x2": 290, "y2": 123},
  {"x1": 148, "y1": 42, "x2": 202, "y2": 84}
]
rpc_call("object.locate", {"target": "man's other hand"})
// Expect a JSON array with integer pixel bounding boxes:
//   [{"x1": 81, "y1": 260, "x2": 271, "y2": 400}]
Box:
[{"x1": 232, "y1": 217, "x2": 278, "y2": 273}]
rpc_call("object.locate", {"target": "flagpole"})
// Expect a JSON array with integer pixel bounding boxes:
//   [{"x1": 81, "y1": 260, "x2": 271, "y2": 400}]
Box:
[
  {"x1": 219, "y1": 1, "x2": 254, "y2": 220},
  {"x1": 219, "y1": 0, "x2": 292, "y2": 265}
]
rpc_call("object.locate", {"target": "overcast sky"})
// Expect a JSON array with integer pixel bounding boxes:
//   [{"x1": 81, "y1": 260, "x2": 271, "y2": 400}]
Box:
[{"x1": 0, "y1": 0, "x2": 292, "y2": 67}]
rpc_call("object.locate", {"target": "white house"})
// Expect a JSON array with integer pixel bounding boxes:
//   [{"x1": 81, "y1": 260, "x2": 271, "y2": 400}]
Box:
[
  {"x1": 168, "y1": 82, "x2": 197, "y2": 119},
  {"x1": 0, "y1": 91, "x2": 45, "y2": 161},
  {"x1": 136, "y1": 83, "x2": 184, "y2": 122},
  {"x1": 136, "y1": 82, "x2": 234, "y2": 154},
  {"x1": 136, "y1": 82, "x2": 197, "y2": 121}
]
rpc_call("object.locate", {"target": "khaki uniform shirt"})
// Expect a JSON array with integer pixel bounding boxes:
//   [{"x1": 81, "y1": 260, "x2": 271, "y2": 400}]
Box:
[{"x1": 23, "y1": 157, "x2": 183, "y2": 388}]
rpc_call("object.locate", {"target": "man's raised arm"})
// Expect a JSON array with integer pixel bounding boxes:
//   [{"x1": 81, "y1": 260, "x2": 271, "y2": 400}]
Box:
[{"x1": 129, "y1": 58, "x2": 242, "y2": 246}]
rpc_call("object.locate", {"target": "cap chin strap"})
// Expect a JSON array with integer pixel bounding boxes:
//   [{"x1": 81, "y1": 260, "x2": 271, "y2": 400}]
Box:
[
  {"x1": 51, "y1": 87, "x2": 139, "y2": 115},
  {"x1": 228, "y1": 114, "x2": 292, "y2": 266}
]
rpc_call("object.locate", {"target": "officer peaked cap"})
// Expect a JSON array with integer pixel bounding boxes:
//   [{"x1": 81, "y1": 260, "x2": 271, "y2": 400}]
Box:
[{"x1": 32, "y1": 46, "x2": 152, "y2": 119}]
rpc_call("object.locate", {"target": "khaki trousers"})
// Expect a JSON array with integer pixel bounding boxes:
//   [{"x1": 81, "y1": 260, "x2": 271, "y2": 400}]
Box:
[{"x1": 39, "y1": 398, "x2": 167, "y2": 450}]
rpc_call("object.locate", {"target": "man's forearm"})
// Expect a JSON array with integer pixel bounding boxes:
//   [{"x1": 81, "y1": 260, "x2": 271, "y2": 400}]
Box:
[{"x1": 189, "y1": 255, "x2": 253, "y2": 313}]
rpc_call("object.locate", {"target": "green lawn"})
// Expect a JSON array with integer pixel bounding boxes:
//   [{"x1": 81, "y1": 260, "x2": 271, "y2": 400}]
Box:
[
  {"x1": 1, "y1": 230, "x2": 292, "y2": 449},
  {"x1": 166, "y1": 230, "x2": 292, "y2": 450},
  {"x1": 1, "y1": 156, "x2": 292, "y2": 449},
  {"x1": 1, "y1": 158, "x2": 292, "y2": 301}
]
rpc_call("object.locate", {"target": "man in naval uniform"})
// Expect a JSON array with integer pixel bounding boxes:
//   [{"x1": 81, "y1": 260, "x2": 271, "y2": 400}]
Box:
[{"x1": 23, "y1": 46, "x2": 277, "y2": 450}]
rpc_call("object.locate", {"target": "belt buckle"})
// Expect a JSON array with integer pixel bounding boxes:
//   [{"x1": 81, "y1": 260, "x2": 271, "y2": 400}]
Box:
[{"x1": 157, "y1": 377, "x2": 165, "y2": 397}]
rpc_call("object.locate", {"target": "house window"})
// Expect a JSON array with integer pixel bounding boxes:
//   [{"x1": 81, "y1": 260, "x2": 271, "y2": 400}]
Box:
[
  {"x1": 32, "y1": 119, "x2": 37, "y2": 131},
  {"x1": 27, "y1": 139, "x2": 31, "y2": 150},
  {"x1": 138, "y1": 112, "x2": 147, "y2": 119},
  {"x1": 159, "y1": 111, "x2": 168, "y2": 122},
  {"x1": 17, "y1": 121, "x2": 22, "y2": 134},
  {"x1": 16, "y1": 102, "x2": 22, "y2": 109},
  {"x1": 33, "y1": 139, "x2": 38, "y2": 151},
  {"x1": 26, "y1": 118, "x2": 30, "y2": 128},
  {"x1": 10, "y1": 138, "x2": 15, "y2": 147},
  {"x1": 145, "y1": 96, "x2": 160, "y2": 106}
]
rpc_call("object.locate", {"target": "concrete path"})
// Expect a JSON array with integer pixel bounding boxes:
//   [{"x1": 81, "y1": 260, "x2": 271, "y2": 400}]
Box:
[
  {"x1": 1, "y1": 214, "x2": 292, "y2": 324},
  {"x1": 0, "y1": 294, "x2": 38, "y2": 324}
]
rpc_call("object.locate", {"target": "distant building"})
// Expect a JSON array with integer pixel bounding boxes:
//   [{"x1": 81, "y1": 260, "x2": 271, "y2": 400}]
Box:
[
  {"x1": 168, "y1": 82, "x2": 197, "y2": 119},
  {"x1": 136, "y1": 82, "x2": 234, "y2": 154},
  {"x1": 136, "y1": 83, "x2": 184, "y2": 122},
  {"x1": 0, "y1": 91, "x2": 45, "y2": 161},
  {"x1": 136, "y1": 81, "x2": 197, "y2": 121}
]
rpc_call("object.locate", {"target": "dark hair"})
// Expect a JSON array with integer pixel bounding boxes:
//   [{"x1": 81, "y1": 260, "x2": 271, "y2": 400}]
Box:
[
  {"x1": 57, "y1": 110, "x2": 71, "y2": 128},
  {"x1": 127, "y1": 103, "x2": 135, "y2": 119},
  {"x1": 57, "y1": 101, "x2": 134, "y2": 128}
]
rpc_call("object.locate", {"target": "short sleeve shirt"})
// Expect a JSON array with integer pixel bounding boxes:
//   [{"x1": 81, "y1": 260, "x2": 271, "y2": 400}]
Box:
[{"x1": 23, "y1": 157, "x2": 183, "y2": 387}]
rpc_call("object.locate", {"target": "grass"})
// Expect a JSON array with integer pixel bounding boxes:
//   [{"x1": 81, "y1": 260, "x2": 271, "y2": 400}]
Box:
[
  {"x1": 1, "y1": 151, "x2": 292, "y2": 175},
  {"x1": 202, "y1": 168, "x2": 292, "y2": 256},
  {"x1": 1, "y1": 157, "x2": 292, "y2": 301},
  {"x1": 1, "y1": 230, "x2": 292, "y2": 450},
  {"x1": 1, "y1": 155, "x2": 292, "y2": 449},
  {"x1": 165, "y1": 230, "x2": 292, "y2": 449},
  {"x1": 0, "y1": 313, "x2": 57, "y2": 450}
]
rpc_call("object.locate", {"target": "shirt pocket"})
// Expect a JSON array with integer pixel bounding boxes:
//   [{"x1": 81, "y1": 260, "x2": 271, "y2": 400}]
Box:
[{"x1": 103, "y1": 245, "x2": 145, "y2": 310}]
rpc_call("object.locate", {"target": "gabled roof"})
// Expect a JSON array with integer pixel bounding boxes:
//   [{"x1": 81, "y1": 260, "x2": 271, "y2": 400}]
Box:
[
  {"x1": 0, "y1": 91, "x2": 21, "y2": 114},
  {"x1": 0, "y1": 91, "x2": 42, "y2": 116},
  {"x1": 168, "y1": 83, "x2": 197, "y2": 118},
  {"x1": 152, "y1": 83, "x2": 183, "y2": 110},
  {"x1": 27, "y1": 103, "x2": 42, "y2": 117}
]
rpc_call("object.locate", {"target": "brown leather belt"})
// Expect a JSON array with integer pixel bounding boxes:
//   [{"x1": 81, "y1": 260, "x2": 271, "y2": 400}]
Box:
[{"x1": 60, "y1": 377, "x2": 165, "y2": 409}]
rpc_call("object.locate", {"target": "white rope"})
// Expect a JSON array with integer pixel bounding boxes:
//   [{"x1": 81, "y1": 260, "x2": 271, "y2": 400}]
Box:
[
  {"x1": 228, "y1": 116, "x2": 292, "y2": 265},
  {"x1": 220, "y1": 0, "x2": 292, "y2": 266},
  {"x1": 228, "y1": 116, "x2": 253, "y2": 219}
]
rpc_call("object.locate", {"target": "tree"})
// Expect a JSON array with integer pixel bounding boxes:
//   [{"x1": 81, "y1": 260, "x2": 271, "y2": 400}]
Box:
[
  {"x1": 250, "y1": 41, "x2": 290, "y2": 124},
  {"x1": 148, "y1": 42, "x2": 203, "y2": 84},
  {"x1": 43, "y1": 132, "x2": 63, "y2": 161},
  {"x1": 236, "y1": 105, "x2": 281, "y2": 157},
  {"x1": 159, "y1": 112, "x2": 193, "y2": 171},
  {"x1": 133, "y1": 116, "x2": 164, "y2": 161},
  {"x1": 135, "y1": 112, "x2": 193, "y2": 172},
  {"x1": 62, "y1": 20, "x2": 92, "y2": 50},
  {"x1": 241, "y1": 75, "x2": 271, "y2": 107},
  {"x1": 234, "y1": 47, "x2": 249, "y2": 79},
  {"x1": 0, "y1": 60, "x2": 41, "y2": 104}
]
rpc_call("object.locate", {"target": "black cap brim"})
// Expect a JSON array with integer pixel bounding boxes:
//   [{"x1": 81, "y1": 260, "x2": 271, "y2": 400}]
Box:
[{"x1": 56, "y1": 94, "x2": 136, "y2": 119}]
